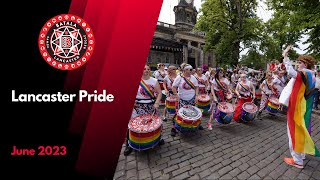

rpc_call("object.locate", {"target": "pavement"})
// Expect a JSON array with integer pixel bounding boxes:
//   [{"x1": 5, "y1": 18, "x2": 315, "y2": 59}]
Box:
[{"x1": 113, "y1": 106, "x2": 320, "y2": 180}]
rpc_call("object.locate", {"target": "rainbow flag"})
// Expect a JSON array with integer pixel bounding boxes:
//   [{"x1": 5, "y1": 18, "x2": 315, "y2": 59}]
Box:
[{"x1": 287, "y1": 70, "x2": 320, "y2": 157}]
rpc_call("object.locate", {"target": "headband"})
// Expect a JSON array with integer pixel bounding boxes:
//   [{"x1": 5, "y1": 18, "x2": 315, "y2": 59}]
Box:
[{"x1": 184, "y1": 65, "x2": 193, "y2": 70}]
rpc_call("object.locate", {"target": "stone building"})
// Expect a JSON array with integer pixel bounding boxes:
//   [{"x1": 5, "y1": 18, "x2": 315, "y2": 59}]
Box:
[{"x1": 147, "y1": 0, "x2": 215, "y2": 69}]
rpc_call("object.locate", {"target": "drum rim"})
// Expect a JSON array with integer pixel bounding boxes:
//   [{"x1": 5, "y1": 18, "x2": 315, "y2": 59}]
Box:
[
  {"x1": 268, "y1": 96, "x2": 280, "y2": 105},
  {"x1": 128, "y1": 115, "x2": 162, "y2": 133},
  {"x1": 242, "y1": 102, "x2": 258, "y2": 113},
  {"x1": 217, "y1": 102, "x2": 235, "y2": 113},
  {"x1": 177, "y1": 105, "x2": 202, "y2": 120}
]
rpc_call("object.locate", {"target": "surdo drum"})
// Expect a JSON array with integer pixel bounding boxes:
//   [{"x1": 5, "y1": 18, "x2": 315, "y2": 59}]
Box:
[
  {"x1": 174, "y1": 105, "x2": 202, "y2": 133},
  {"x1": 128, "y1": 114, "x2": 162, "y2": 151}
]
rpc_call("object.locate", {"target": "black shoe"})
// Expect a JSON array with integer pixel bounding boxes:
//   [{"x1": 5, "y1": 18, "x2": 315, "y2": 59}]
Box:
[
  {"x1": 171, "y1": 128, "x2": 177, "y2": 137},
  {"x1": 198, "y1": 125, "x2": 204, "y2": 130},
  {"x1": 163, "y1": 118, "x2": 167, "y2": 122},
  {"x1": 124, "y1": 146, "x2": 133, "y2": 156},
  {"x1": 159, "y1": 139, "x2": 165, "y2": 146}
]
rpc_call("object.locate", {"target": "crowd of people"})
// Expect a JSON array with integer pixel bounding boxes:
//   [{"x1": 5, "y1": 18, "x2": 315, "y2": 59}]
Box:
[{"x1": 123, "y1": 45, "x2": 320, "y2": 169}]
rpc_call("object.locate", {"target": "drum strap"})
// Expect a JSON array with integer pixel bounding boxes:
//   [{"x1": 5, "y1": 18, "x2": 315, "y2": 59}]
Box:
[
  {"x1": 239, "y1": 83, "x2": 252, "y2": 95},
  {"x1": 169, "y1": 77, "x2": 174, "y2": 84},
  {"x1": 195, "y1": 76, "x2": 204, "y2": 85},
  {"x1": 140, "y1": 80, "x2": 156, "y2": 99},
  {"x1": 158, "y1": 70, "x2": 165, "y2": 78},
  {"x1": 183, "y1": 76, "x2": 195, "y2": 89},
  {"x1": 215, "y1": 78, "x2": 227, "y2": 92}
]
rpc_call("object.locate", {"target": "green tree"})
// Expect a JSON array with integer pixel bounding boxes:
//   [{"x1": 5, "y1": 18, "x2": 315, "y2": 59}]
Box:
[
  {"x1": 266, "y1": 0, "x2": 320, "y2": 60},
  {"x1": 196, "y1": 0, "x2": 263, "y2": 66}
]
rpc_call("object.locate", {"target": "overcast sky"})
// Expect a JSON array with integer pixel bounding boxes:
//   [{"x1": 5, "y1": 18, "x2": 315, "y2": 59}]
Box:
[{"x1": 158, "y1": 0, "x2": 309, "y2": 55}]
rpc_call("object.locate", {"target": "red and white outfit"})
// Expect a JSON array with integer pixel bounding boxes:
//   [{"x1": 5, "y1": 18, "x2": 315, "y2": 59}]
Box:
[
  {"x1": 131, "y1": 77, "x2": 158, "y2": 119},
  {"x1": 272, "y1": 75, "x2": 286, "y2": 97},
  {"x1": 194, "y1": 74, "x2": 208, "y2": 94},
  {"x1": 233, "y1": 80, "x2": 253, "y2": 122},
  {"x1": 211, "y1": 78, "x2": 230, "y2": 102},
  {"x1": 172, "y1": 75, "x2": 199, "y2": 108},
  {"x1": 154, "y1": 70, "x2": 167, "y2": 89},
  {"x1": 163, "y1": 75, "x2": 176, "y2": 96},
  {"x1": 258, "y1": 80, "x2": 274, "y2": 112}
]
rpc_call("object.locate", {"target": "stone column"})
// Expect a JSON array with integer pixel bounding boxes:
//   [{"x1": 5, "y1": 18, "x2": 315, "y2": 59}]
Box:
[{"x1": 183, "y1": 45, "x2": 188, "y2": 63}]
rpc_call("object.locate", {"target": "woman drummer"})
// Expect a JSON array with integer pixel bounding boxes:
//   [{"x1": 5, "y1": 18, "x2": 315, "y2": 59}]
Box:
[
  {"x1": 233, "y1": 73, "x2": 256, "y2": 122},
  {"x1": 207, "y1": 68, "x2": 232, "y2": 129},
  {"x1": 154, "y1": 63, "x2": 168, "y2": 90},
  {"x1": 257, "y1": 72, "x2": 276, "y2": 119},
  {"x1": 124, "y1": 64, "x2": 163, "y2": 156},
  {"x1": 162, "y1": 65, "x2": 178, "y2": 121},
  {"x1": 194, "y1": 67, "x2": 209, "y2": 94},
  {"x1": 171, "y1": 64, "x2": 203, "y2": 136}
]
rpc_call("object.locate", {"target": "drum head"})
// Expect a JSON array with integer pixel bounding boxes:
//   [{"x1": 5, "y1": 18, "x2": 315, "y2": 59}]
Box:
[
  {"x1": 128, "y1": 115, "x2": 162, "y2": 133},
  {"x1": 166, "y1": 96, "x2": 177, "y2": 102},
  {"x1": 197, "y1": 94, "x2": 210, "y2": 101},
  {"x1": 268, "y1": 96, "x2": 279, "y2": 105},
  {"x1": 177, "y1": 105, "x2": 202, "y2": 120},
  {"x1": 242, "y1": 102, "x2": 258, "y2": 114},
  {"x1": 217, "y1": 102, "x2": 235, "y2": 113}
]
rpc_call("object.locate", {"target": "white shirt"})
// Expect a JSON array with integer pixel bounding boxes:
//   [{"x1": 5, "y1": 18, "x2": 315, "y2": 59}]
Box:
[
  {"x1": 236, "y1": 80, "x2": 252, "y2": 96},
  {"x1": 163, "y1": 75, "x2": 176, "y2": 90},
  {"x1": 172, "y1": 75, "x2": 199, "y2": 100},
  {"x1": 154, "y1": 70, "x2": 167, "y2": 81},
  {"x1": 194, "y1": 74, "x2": 207, "y2": 88},
  {"x1": 261, "y1": 80, "x2": 273, "y2": 95},
  {"x1": 272, "y1": 75, "x2": 285, "y2": 95},
  {"x1": 212, "y1": 78, "x2": 230, "y2": 91},
  {"x1": 136, "y1": 77, "x2": 158, "y2": 103}
]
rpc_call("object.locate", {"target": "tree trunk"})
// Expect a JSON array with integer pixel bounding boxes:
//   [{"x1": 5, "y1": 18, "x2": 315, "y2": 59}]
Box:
[{"x1": 232, "y1": 41, "x2": 240, "y2": 66}]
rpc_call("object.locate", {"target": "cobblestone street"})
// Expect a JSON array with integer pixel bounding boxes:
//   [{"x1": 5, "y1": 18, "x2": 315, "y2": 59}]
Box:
[{"x1": 114, "y1": 108, "x2": 320, "y2": 180}]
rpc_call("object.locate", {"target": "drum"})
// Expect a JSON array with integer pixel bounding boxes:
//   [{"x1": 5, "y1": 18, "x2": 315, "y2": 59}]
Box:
[
  {"x1": 174, "y1": 105, "x2": 202, "y2": 133},
  {"x1": 254, "y1": 90, "x2": 262, "y2": 105},
  {"x1": 159, "y1": 82, "x2": 164, "y2": 90},
  {"x1": 161, "y1": 90, "x2": 166, "y2": 105},
  {"x1": 166, "y1": 96, "x2": 178, "y2": 114},
  {"x1": 196, "y1": 94, "x2": 211, "y2": 113},
  {"x1": 226, "y1": 93, "x2": 233, "y2": 103},
  {"x1": 216, "y1": 102, "x2": 235, "y2": 124},
  {"x1": 266, "y1": 96, "x2": 280, "y2": 114},
  {"x1": 241, "y1": 102, "x2": 258, "y2": 122},
  {"x1": 128, "y1": 114, "x2": 162, "y2": 151},
  {"x1": 255, "y1": 90, "x2": 262, "y2": 101},
  {"x1": 199, "y1": 87, "x2": 206, "y2": 94}
]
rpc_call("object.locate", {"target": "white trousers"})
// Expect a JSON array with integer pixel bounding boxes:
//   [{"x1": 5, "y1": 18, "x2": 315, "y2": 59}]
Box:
[{"x1": 287, "y1": 122, "x2": 305, "y2": 165}]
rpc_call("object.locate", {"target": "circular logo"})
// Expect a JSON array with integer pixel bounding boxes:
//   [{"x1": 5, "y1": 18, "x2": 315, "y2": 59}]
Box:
[{"x1": 38, "y1": 14, "x2": 95, "y2": 70}]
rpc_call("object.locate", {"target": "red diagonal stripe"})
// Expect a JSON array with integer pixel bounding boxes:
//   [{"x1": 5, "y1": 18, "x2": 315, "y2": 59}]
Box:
[{"x1": 75, "y1": 0, "x2": 164, "y2": 177}]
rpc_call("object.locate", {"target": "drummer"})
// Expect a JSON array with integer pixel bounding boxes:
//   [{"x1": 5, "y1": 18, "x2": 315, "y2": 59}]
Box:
[
  {"x1": 153, "y1": 63, "x2": 168, "y2": 90},
  {"x1": 171, "y1": 64, "x2": 203, "y2": 136},
  {"x1": 257, "y1": 72, "x2": 276, "y2": 119},
  {"x1": 272, "y1": 70, "x2": 286, "y2": 97},
  {"x1": 162, "y1": 65, "x2": 178, "y2": 121},
  {"x1": 194, "y1": 67, "x2": 209, "y2": 94},
  {"x1": 207, "y1": 68, "x2": 232, "y2": 129},
  {"x1": 124, "y1": 64, "x2": 163, "y2": 156},
  {"x1": 233, "y1": 73, "x2": 256, "y2": 122}
]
